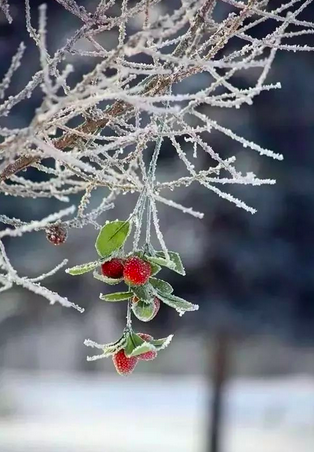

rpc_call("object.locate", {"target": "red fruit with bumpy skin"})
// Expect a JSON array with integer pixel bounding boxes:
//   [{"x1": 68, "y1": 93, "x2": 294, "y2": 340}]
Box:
[
  {"x1": 46, "y1": 224, "x2": 68, "y2": 245},
  {"x1": 112, "y1": 349, "x2": 138, "y2": 375},
  {"x1": 137, "y1": 333, "x2": 157, "y2": 361},
  {"x1": 123, "y1": 256, "x2": 151, "y2": 286},
  {"x1": 101, "y1": 258, "x2": 124, "y2": 279}
]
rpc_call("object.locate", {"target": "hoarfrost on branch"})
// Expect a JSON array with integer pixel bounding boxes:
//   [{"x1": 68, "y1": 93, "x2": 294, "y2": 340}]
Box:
[{"x1": 0, "y1": 0, "x2": 313, "y2": 308}]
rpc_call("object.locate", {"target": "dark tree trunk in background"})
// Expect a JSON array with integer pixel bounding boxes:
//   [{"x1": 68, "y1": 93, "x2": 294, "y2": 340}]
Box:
[{"x1": 206, "y1": 331, "x2": 230, "y2": 452}]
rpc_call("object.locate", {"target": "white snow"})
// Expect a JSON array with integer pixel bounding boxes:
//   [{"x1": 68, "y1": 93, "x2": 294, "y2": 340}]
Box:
[{"x1": 0, "y1": 371, "x2": 313, "y2": 452}]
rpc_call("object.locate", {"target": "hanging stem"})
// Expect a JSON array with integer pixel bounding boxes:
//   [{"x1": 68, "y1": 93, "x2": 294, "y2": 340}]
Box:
[
  {"x1": 145, "y1": 197, "x2": 152, "y2": 246},
  {"x1": 126, "y1": 292, "x2": 132, "y2": 329}
]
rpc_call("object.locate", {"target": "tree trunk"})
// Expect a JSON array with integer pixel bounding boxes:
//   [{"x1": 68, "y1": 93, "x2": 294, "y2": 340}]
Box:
[{"x1": 206, "y1": 331, "x2": 230, "y2": 452}]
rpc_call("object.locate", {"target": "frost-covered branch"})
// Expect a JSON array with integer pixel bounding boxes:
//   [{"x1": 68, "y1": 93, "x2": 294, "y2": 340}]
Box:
[{"x1": 0, "y1": 0, "x2": 313, "y2": 325}]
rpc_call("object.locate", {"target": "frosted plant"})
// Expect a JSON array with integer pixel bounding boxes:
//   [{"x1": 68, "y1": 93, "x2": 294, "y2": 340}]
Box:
[{"x1": 0, "y1": 0, "x2": 313, "y2": 374}]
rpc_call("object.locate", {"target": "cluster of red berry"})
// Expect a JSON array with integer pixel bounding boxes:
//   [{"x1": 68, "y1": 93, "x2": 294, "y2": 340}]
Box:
[
  {"x1": 113, "y1": 333, "x2": 156, "y2": 375},
  {"x1": 65, "y1": 220, "x2": 197, "y2": 375},
  {"x1": 101, "y1": 256, "x2": 161, "y2": 322},
  {"x1": 101, "y1": 256, "x2": 150, "y2": 285}
]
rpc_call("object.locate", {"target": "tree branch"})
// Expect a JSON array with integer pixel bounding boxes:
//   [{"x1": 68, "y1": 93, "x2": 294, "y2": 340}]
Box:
[{"x1": 0, "y1": 0, "x2": 256, "y2": 183}]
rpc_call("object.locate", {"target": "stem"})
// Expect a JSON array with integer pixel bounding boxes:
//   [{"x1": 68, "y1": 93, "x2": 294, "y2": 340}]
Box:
[
  {"x1": 145, "y1": 197, "x2": 152, "y2": 246},
  {"x1": 132, "y1": 189, "x2": 147, "y2": 250},
  {"x1": 126, "y1": 295, "x2": 132, "y2": 329}
]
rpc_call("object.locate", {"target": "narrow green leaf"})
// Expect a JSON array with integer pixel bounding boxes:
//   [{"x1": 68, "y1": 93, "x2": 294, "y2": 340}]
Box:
[
  {"x1": 128, "y1": 343, "x2": 157, "y2": 357},
  {"x1": 157, "y1": 292, "x2": 199, "y2": 313},
  {"x1": 95, "y1": 220, "x2": 131, "y2": 257},
  {"x1": 100, "y1": 291, "x2": 133, "y2": 302},
  {"x1": 102, "y1": 336, "x2": 127, "y2": 356},
  {"x1": 131, "y1": 331, "x2": 148, "y2": 345},
  {"x1": 151, "y1": 334, "x2": 174, "y2": 351},
  {"x1": 146, "y1": 255, "x2": 172, "y2": 268},
  {"x1": 65, "y1": 260, "x2": 101, "y2": 276},
  {"x1": 93, "y1": 270, "x2": 123, "y2": 285},
  {"x1": 149, "y1": 277, "x2": 173, "y2": 294},
  {"x1": 150, "y1": 262, "x2": 162, "y2": 276},
  {"x1": 146, "y1": 251, "x2": 185, "y2": 276},
  {"x1": 131, "y1": 284, "x2": 153, "y2": 303},
  {"x1": 85, "y1": 335, "x2": 127, "y2": 359},
  {"x1": 124, "y1": 331, "x2": 156, "y2": 357},
  {"x1": 124, "y1": 331, "x2": 141, "y2": 356},
  {"x1": 155, "y1": 251, "x2": 185, "y2": 275}
]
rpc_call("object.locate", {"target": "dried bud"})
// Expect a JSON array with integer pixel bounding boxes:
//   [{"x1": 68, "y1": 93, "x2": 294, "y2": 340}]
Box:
[{"x1": 45, "y1": 224, "x2": 68, "y2": 246}]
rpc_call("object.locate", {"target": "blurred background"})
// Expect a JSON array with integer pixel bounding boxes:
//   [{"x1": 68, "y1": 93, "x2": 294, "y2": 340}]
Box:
[{"x1": 1, "y1": 0, "x2": 314, "y2": 451}]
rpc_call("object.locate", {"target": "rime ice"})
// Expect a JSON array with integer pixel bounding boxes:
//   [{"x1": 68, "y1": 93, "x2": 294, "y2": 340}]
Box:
[{"x1": 0, "y1": 1, "x2": 313, "y2": 320}]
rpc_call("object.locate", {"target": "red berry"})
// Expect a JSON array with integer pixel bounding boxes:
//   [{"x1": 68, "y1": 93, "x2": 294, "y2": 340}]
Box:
[
  {"x1": 46, "y1": 224, "x2": 68, "y2": 245},
  {"x1": 138, "y1": 332, "x2": 153, "y2": 342},
  {"x1": 137, "y1": 333, "x2": 157, "y2": 361},
  {"x1": 123, "y1": 256, "x2": 151, "y2": 286},
  {"x1": 101, "y1": 258, "x2": 124, "y2": 279},
  {"x1": 112, "y1": 349, "x2": 138, "y2": 375},
  {"x1": 132, "y1": 296, "x2": 160, "y2": 322}
]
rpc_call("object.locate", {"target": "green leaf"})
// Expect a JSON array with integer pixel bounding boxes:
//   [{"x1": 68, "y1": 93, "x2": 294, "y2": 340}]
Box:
[
  {"x1": 124, "y1": 331, "x2": 142, "y2": 356},
  {"x1": 132, "y1": 299, "x2": 156, "y2": 322},
  {"x1": 93, "y1": 270, "x2": 123, "y2": 285},
  {"x1": 151, "y1": 334, "x2": 174, "y2": 351},
  {"x1": 149, "y1": 277, "x2": 173, "y2": 294},
  {"x1": 100, "y1": 291, "x2": 133, "y2": 302},
  {"x1": 150, "y1": 262, "x2": 162, "y2": 276},
  {"x1": 124, "y1": 331, "x2": 156, "y2": 358},
  {"x1": 84, "y1": 335, "x2": 127, "y2": 359},
  {"x1": 102, "y1": 336, "x2": 127, "y2": 356},
  {"x1": 157, "y1": 292, "x2": 199, "y2": 314},
  {"x1": 131, "y1": 284, "x2": 153, "y2": 303},
  {"x1": 128, "y1": 343, "x2": 157, "y2": 357},
  {"x1": 146, "y1": 255, "x2": 171, "y2": 268},
  {"x1": 95, "y1": 220, "x2": 131, "y2": 257},
  {"x1": 155, "y1": 251, "x2": 185, "y2": 275},
  {"x1": 65, "y1": 260, "x2": 101, "y2": 276},
  {"x1": 146, "y1": 251, "x2": 185, "y2": 276}
]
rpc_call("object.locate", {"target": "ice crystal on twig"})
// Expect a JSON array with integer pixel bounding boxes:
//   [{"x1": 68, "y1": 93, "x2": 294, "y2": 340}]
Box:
[{"x1": 0, "y1": 0, "x2": 12, "y2": 23}]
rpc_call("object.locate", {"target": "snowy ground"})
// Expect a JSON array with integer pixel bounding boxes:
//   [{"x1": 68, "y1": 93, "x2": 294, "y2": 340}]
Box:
[{"x1": 0, "y1": 371, "x2": 313, "y2": 452}]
